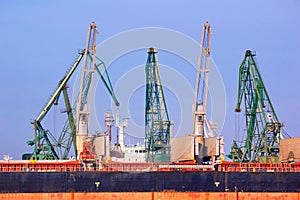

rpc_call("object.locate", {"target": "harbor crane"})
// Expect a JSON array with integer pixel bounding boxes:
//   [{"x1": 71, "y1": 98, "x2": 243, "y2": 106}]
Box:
[
  {"x1": 192, "y1": 21, "x2": 220, "y2": 163},
  {"x1": 228, "y1": 50, "x2": 284, "y2": 163},
  {"x1": 145, "y1": 48, "x2": 171, "y2": 162},
  {"x1": 24, "y1": 22, "x2": 119, "y2": 160}
]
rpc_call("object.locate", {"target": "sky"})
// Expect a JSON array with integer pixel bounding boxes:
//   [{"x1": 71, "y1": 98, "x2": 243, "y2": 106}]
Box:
[{"x1": 0, "y1": 1, "x2": 299, "y2": 159}]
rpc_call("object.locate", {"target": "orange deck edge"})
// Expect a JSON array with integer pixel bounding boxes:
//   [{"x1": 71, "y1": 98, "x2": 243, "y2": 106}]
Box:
[{"x1": 0, "y1": 192, "x2": 299, "y2": 200}]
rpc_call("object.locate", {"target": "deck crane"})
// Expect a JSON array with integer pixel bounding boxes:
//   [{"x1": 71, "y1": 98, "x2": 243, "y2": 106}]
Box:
[
  {"x1": 228, "y1": 50, "x2": 284, "y2": 163},
  {"x1": 145, "y1": 48, "x2": 171, "y2": 162},
  {"x1": 192, "y1": 21, "x2": 219, "y2": 163},
  {"x1": 24, "y1": 22, "x2": 119, "y2": 160}
]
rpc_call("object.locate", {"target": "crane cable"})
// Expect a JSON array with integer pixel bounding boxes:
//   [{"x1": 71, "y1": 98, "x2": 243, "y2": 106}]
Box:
[
  {"x1": 54, "y1": 104, "x2": 57, "y2": 137},
  {"x1": 234, "y1": 111, "x2": 244, "y2": 144}
]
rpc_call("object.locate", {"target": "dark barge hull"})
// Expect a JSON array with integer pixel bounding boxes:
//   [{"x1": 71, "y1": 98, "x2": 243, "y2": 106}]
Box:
[{"x1": 0, "y1": 171, "x2": 299, "y2": 193}]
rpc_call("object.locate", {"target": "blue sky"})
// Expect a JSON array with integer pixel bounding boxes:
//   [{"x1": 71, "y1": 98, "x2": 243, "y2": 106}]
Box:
[{"x1": 0, "y1": 1, "x2": 299, "y2": 159}]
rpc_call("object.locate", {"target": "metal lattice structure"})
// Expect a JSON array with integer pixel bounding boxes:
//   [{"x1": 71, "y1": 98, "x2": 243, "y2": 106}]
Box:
[
  {"x1": 24, "y1": 22, "x2": 118, "y2": 160},
  {"x1": 145, "y1": 48, "x2": 171, "y2": 162},
  {"x1": 228, "y1": 50, "x2": 283, "y2": 163}
]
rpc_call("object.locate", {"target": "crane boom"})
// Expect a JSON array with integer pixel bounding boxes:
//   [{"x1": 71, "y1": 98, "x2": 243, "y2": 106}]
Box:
[
  {"x1": 36, "y1": 52, "x2": 84, "y2": 122},
  {"x1": 193, "y1": 21, "x2": 211, "y2": 121}
]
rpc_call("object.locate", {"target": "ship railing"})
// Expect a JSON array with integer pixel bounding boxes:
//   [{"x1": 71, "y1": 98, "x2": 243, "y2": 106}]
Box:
[
  {"x1": 0, "y1": 160, "x2": 82, "y2": 172},
  {"x1": 1, "y1": 160, "x2": 300, "y2": 172},
  {"x1": 158, "y1": 164, "x2": 214, "y2": 172},
  {"x1": 99, "y1": 162, "x2": 160, "y2": 172},
  {"x1": 217, "y1": 161, "x2": 300, "y2": 172}
]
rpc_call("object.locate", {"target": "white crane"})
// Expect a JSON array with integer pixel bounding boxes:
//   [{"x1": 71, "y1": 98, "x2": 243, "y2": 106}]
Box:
[
  {"x1": 192, "y1": 21, "x2": 218, "y2": 162},
  {"x1": 75, "y1": 22, "x2": 98, "y2": 158}
]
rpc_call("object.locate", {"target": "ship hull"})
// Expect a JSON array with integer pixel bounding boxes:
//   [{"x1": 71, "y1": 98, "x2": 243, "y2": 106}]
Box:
[{"x1": 0, "y1": 171, "x2": 299, "y2": 193}]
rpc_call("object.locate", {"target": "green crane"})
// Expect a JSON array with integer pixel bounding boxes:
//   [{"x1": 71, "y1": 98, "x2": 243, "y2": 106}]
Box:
[
  {"x1": 145, "y1": 48, "x2": 171, "y2": 162},
  {"x1": 228, "y1": 50, "x2": 283, "y2": 163},
  {"x1": 23, "y1": 51, "x2": 84, "y2": 160},
  {"x1": 23, "y1": 22, "x2": 119, "y2": 160}
]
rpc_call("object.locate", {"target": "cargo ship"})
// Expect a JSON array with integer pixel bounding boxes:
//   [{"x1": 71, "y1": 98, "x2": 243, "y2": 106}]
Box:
[
  {"x1": 0, "y1": 160, "x2": 299, "y2": 199},
  {"x1": 1, "y1": 21, "x2": 300, "y2": 200}
]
